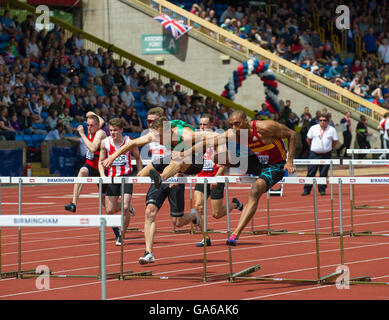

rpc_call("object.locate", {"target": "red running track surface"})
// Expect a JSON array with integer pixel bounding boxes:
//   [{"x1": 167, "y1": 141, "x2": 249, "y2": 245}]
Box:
[{"x1": 0, "y1": 181, "x2": 389, "y2": 300}]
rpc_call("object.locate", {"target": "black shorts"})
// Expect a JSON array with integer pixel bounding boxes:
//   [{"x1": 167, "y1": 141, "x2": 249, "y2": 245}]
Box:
[
  {"x1": 229, "y1": 153, "x2": 263, "y2": 175},
  {"x1": 257, "y1": 161, "x2": 286, "y2": 191},
  {"x1": 194, "y1": 182, "x2": 225, "y2": 200},
  {"x1": 152, "y1": 154, "x2": 203, "y2": 175},
  {"x1": 146, "y1": 183, "x2": 185, "y2": 217},
  {"x1": 105, "y1": 174, "x2": 134, "y2": 197},
  {"x1": 80, "y1": 163, "x2": 107, "y2": 193},
  {"x1": 81, "y1": 163, "x2": 100, "y2": 177}
]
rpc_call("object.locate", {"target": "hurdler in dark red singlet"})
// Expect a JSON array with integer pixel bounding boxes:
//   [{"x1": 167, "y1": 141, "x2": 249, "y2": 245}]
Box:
[{"x1": 247, "y1": 120, "x2": 287, "y2": 164}]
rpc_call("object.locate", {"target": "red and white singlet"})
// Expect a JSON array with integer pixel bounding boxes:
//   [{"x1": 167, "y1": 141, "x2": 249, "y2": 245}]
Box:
[
  {"x1": 85, "y1": 129, "x2": 104, "y2": 170},
  {"x1": 103, "y1": 136, "x2": 133, "y2": 177},
  {"x1": 197, "y1": 147, "x2": 218, "y2": 177}
]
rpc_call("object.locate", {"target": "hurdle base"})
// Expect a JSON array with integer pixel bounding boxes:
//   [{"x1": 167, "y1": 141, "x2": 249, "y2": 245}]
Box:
[
  {"x1": 121, "y1": 270, "x2": 153, "y2": 280},
  {"x1": 0, "y1": 269, "x2": 36, "y2": 279},
  {"x1": 126, "y1": 227, "x2": 139, "y2": 232},
  {"x1": 241, "y1": 229, "x2": 288, "y2": 236},
  {"x1": 330, "y1": 230, "x2": 353, "y2": 237},
  {"x1": 318, "y1": 270, "x2": 344, "y2": 285},
  {"x1": 352, "y1": 231, "x2": 372, "y2": 236},
  {"x1": 229, "y1": 264, "x2": 261, "y2": 282},
  {"x1": 354, "y1": 205, "x2": 389, "y2": 210}
]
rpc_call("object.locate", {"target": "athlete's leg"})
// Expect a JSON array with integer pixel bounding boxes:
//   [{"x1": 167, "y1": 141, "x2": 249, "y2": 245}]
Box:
[
  {"x1": 144, "y1": 202, "x2": 158, "y2": 254},
  {"x1": 230, "y1": 178, "x2": 267, "y2": 238},
  {"x1": 72, "y1": 167, "x2": 88, "y2": 204},
  {"x1": 121, "y1": 193, "x2": 132, "y2": 241},
  {"x1": 137, "y1": 163, "x2": 154, "y2": 177},
  {"x1": 193, "y1": 190, "x2": 205, "y2": 232}
]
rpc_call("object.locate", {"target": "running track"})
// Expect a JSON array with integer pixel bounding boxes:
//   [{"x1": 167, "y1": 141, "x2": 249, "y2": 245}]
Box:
[{"x1": 0, "y1": 179, "x2": 389, "y2": 301}]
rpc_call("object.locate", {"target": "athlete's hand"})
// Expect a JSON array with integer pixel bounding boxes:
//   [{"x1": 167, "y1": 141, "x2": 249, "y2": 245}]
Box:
[
  {"x1": 101, "y1": 157, "x2": 113, "y2": 170},
  {"x1": 283, "y1": 161, "x2": 296, "y2": 175},
  {"x1": 77, "y1": 125, "x2": 85, "y2": 136}
]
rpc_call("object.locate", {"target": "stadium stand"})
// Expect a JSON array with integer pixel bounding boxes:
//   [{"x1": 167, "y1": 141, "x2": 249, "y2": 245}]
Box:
[{"x1": 167, "y1": 0, "x2": 389, "y2": 110}]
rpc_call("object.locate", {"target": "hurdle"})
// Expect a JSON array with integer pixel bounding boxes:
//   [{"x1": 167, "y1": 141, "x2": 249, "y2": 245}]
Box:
[
  {"x1": 0, "y1": 176, "x2": 140, "y2": 280},
  {"x1": 0, "y1": 176, "x2": 36, "y2": 279},
  {"x1": 229, "y1": 177, "x2": 347, "y2": 285},
  {"x1": 330, "y1": 176, "x2": 389, "y2": 237},
  {"x1": 329, "y1": 177, "x2": 389, "y2": 286},
  {"x1": 114, "y1": 175, "x2": 258, "y2": 282},
  {"x1": 0, "y1": 214, "x2": 125, "y2": 299}
]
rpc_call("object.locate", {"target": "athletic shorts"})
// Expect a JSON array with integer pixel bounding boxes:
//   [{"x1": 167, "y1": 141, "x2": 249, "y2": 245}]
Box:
[
  {"x1": 257, "y1": 161, "x2": 286, "y2": 191},
  {"x1": 81, "y1": 163, "x2": 100, "y2": 177},
  {"x1": 230, "y1": 154, "x2": 285, "y2": 191},
  {"x1": 105, "y1": 174, "x2": 133, "y2": 197},
  {"x1": 145, "y1": 183, "x2": 185, "y2": 217},
  {"x1": 194, "y1": 182, "x2": 225, "y2": 200},
  {"x1": 80, "y1": 163, "x2": 107, "y2": 194},
  {"x1": 152, "y1": 154, "x2": 203, "y2": 176}
]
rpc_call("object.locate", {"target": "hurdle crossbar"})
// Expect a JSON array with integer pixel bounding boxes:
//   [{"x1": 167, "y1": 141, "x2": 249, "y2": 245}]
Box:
[
  {"x1": 329, "y1": 177, "x2": 389, "y2": 238},
  {"x1": 230, "y1": 178, "x2": 340, "y2": 285}
]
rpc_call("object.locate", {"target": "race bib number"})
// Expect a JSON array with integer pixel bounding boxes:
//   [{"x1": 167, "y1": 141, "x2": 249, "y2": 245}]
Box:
[
  {"x1": 86, "y1": 150, "x2": 95, "y2": 160},
  {"x1": 202, "y1": 159, "x2": 214, "y2": 171},
  {"x1": 112, "y1": 155, "x2": 127, "y2": 166},
  {"x1": 257, "y1": 155, "x2": 269, "y2": 164}
]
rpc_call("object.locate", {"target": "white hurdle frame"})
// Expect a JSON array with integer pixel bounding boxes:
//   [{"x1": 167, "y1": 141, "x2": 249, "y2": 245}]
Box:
[
  {"x1": 229, "y1": 177, "x2": 346, "y2": 285},
  {"x1": 0, "y1": 177, "x2": 147, "y2": 280},
  {"x1": 328, "y1": 177, "x2": 389, "y2": 286},
  {"x1": 329, "y1": 176, "x2": 389, "y2": 238},
  {"x1": 248, "y1": 159, "x2": 340, "y2": 236},
  {"x1": 0, "y1": 214, "x2": 123, "y2": 299}
]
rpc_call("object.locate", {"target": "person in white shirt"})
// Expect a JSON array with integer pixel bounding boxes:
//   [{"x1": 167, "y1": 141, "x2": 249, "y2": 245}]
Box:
[
  {"x1": 120, "y1": 85, "x2": 135, "y2": 108},
  {"x1": 301, "y1": 113, "x2": 338, "y2": 196},
  {"x1": 378, "y1": 38, "x2": 389, "y2": 65}
]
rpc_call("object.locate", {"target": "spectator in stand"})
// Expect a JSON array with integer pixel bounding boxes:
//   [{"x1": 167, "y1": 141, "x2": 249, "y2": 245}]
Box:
[
  {"x1": 120, "y1": 84, "x2": 135, "y2": 108},
  {"x1": 363, "y1": 27, "x2": 378, "y2": 56},
  {"x1": 327, "y1": 60, "x2": 341, "y2": 80},
  {"x1": 0, "y1": 106, "x2": 16, "y2": 140},
  {"x1": 378, "y1": 38, "x2": 389, "y2": 65},
  {"x1": 257, "y1": 103, "x2": 270, "y2": 118}
]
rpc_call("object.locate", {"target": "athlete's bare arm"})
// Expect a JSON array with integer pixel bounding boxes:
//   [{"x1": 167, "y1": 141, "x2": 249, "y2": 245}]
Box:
[
  {"x1": 131, "y1": 145, "x2": 143, "y2": 173},
  {"x1": 86, "y1": 111, "x2": 105, "y2": 129},
  {"x1": 98, "y1": 138, "x2": 108, "y2": 177},
  {"x1": 79, "y1": 126, "x2": 106, "y2": 153},
  {"x1": 255, "y1": 120, "x2": 297, "y2": 174},
  {"x1": 102, "y1": 132, "x2": 154, "y2": 170}
]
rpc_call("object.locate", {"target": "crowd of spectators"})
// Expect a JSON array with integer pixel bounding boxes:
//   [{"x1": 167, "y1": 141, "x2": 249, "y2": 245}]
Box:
[
  {"x1": 0, "y1": 10, "x2": 232, "y2": 145},
  {"x1": 175, "y1": 0, "x2": 389, "y2": 110}
]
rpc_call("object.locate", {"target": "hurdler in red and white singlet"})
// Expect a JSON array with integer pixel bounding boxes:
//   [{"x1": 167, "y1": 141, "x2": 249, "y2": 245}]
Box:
[
  {"x1": 197, "y1": 147, "x2": 218, "y2": 177},
  {"x1": 85, "y1": 129, "x2": 104, "y2": 170},
  {"x1": 103, "y1": 135, "x2": 133, "y2": 177}
]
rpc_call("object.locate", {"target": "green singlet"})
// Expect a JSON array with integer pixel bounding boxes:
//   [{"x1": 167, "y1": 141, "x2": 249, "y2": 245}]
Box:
[{"x1": 165, "y1": 120, "x2": 195, "y2": 151}]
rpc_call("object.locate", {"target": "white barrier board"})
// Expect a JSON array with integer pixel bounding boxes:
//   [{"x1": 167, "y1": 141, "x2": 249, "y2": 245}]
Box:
[
  {"x1": 329, "y1": 177, "x2": 389, "y2": 184},
  {"x1": 0, "y1": 215, "x2": 122, "y2": 227}
]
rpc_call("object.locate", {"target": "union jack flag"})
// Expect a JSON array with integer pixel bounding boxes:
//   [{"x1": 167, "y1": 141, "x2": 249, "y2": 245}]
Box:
[{"x1": 153, "y1": 14, "x2": 192, "y2": 40}]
